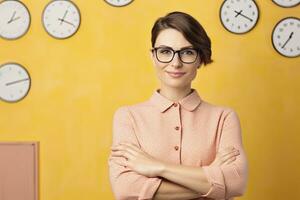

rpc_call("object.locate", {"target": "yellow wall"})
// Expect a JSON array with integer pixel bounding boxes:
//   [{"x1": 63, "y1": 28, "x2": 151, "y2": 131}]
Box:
[{"x1": 0, "y1": 0, "x2": 299, "y2": 199}]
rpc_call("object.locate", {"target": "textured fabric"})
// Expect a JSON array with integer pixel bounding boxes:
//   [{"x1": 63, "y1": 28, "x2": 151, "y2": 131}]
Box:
[{"x1": 108, "y1": 88, "x2": 248, "y2": 200}]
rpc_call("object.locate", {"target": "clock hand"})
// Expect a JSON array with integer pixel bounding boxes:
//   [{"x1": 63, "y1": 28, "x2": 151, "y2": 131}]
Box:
[
  {"x1": 239, "y1": 12, "x2": 253, "y2": 22},
  {"x1": 234, "y1": 10, "x2": 253, "y2": 22},
  {"x1": 58, "y1": 18, "x2": 75, "y2": 27},
  {"x1": 234, "y1": 10, "x2": 242, "y2": 17},
  {"x1": 5, "y1": 78, "x2": 29, "y2": 86},
  {"x1": 8, "y1": 16, "x2": 21, "y2": 24},
  {"x1": 7, "y1": 11, "x2": 16, "y2": 24},
  {"x1": 60, "y1": 10, "x2": 68, "y2": 25},
  {"x1": 281, "y1": 32, "x2": 294, "y2": 49}
]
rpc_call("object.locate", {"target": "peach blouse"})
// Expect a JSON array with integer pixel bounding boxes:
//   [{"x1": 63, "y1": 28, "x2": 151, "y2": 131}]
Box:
[{"x1": 108, "y1": 88, "x2": 248, "y2": 200}]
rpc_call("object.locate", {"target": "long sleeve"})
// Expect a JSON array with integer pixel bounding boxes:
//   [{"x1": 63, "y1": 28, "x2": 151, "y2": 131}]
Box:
[
  {"x1": 108, "y1": 106, "x2": 162, "y2": 200},
  {"x1": 200, "y1": 109, "x2": 249, "y2": 199}
]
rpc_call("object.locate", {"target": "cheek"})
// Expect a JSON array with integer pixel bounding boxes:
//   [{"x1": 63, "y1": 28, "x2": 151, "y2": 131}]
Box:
[
  {"x1": 153, "y1": 62, "x2": 167, "y2": 79},
  {"x1": 181, "y1": 66, "x2": 197, "y2": 79},
  {"x1": 188, "y1": 68, "x2": 198, "y2": 80}
]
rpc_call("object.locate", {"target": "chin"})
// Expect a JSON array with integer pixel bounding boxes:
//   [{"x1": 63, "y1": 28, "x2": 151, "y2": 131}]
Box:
[{"x1": 163, "y1": 80, "x2": 189, "y2": 88}]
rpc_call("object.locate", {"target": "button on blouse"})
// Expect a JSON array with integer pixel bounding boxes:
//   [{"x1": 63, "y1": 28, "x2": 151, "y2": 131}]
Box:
[{"x1": 108, "y1": 88, "x2": 248, "y2": 200}]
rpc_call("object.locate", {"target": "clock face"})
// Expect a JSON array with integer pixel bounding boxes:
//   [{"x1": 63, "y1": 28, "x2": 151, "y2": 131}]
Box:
[
  {"x1": 220, "y1": 0, "x2": 259, "y2": 34},
  {"x1": 104, "y1": 0, "x2": 134, "y2": 7},
  {"x1": 272, "y1": 17, "x2": 300, "y2": 58},
  {"x1": 0, "y1": 63, "x2": 31, "y2": 103},
  {"x1": 0, "y1": 0, "x2": 31, "y2": 40},
  {"x1": 42, "y1": 0, "x2": 81, "y2": 39},
  {"x1": 272, "y1": 0, "x2": 300, "y2": 8}
]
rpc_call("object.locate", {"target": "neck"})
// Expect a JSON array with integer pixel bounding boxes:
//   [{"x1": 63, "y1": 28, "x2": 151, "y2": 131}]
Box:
[{"x1": 158, "y1": 84, "x2": 193, "y2": 102}]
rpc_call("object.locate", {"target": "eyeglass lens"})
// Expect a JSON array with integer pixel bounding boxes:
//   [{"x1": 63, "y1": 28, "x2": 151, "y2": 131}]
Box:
[{"x1": 155, "y1": 47, "x2": 198, "y2": 63}]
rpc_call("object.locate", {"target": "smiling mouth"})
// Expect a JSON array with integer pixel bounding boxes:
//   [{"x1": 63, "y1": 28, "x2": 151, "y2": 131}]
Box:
[{"x1": 166, "y1": 71, "x2": 186, "y2": 78}]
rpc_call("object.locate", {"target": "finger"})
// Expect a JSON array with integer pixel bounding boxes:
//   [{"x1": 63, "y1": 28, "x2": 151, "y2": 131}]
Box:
[
  {"x1": 111, "y1": 149, "x2": 135, "y2": 161},
  {"x1": 223, "y1": 150, "x2": 239, "y2": 160},
  {"x1": 114, "y1": 143, "x2": 139, "y2": 156},
  {"x1": 224, "y1": 156, "x2": 237, "y2": 165},
  {"x1": 221, "y1": 150, "x2": 240, "y2": 164},
  {"x1": 111, "y1": 145, "x2": 137, "y2": 157},
  {"x1": 112, "y1": 158, "x2": 129, "y2": 168},
  {"x1": 220, "y1": 149, "x2": 240, "y2": 158},
  {"x1": 218, "y1": 146, "x2": 239, "y2": 158}
]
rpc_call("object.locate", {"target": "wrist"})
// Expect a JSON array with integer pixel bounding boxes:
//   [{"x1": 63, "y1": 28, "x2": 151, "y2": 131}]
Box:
[{"x1": 157, "y1": 160, "x2": 169, "y2": 177}]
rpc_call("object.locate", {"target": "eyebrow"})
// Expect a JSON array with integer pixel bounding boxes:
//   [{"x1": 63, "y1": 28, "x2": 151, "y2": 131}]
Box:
[{"x1": 157, "y1": 45, "x2": 194, "y2": 50}]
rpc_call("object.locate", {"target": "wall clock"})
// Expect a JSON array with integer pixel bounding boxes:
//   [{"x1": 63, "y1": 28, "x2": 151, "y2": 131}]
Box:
[
  {"x1": 272, "y1": 17, "x2": 300, "y2": 58},
  {"x1": 0, "y1": 62, "x2": 31, "y2": 103},
  {"x1": 0, "y1": 0, "x2": 31, "y2": 40},
  {"x1": 104, "y1": 0, "x2": 133, "y2": 7},
  {"x1": 220, "y1": 0, "x2": 259, "y2": 34},
  {"x1": 272, "y1": 0, "x2": 300, "y2": 8},
  {"x1": 42, "y1": 0, "x2": 81, "y2": 39}
]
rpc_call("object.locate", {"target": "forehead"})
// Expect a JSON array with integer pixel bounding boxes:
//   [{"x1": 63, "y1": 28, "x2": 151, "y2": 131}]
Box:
[{"x1": 154, "y1": 28, "x2": 193, "y2": 49}]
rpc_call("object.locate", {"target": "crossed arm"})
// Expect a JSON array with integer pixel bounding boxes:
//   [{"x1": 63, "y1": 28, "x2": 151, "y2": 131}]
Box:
[
  {"x1": 108, "y1": 152, "x2": 212, "y2": 200},
  {"x1": 154, "y1": 179, "x2": 205, "y2": 200},
  {"x1": 108, "y1": 107, "x2": 248, "y2": 200},
  {"x1": 153, "y1": 164, "x2": 211, "y2": 200}
]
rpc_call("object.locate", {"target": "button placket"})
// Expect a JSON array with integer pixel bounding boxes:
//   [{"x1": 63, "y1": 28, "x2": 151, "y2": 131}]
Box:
[
  {"x1": 174, "y1": 103, "x2": 181, "y2": 132},
  {"x1": 173, "y1": 103, "x2": 181, "y2": 154}
]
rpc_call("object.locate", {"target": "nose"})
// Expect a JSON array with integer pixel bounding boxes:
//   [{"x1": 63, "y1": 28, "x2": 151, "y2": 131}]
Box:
[{"x1": 170, "y1": 52, "x2": 182, "y2": 68}]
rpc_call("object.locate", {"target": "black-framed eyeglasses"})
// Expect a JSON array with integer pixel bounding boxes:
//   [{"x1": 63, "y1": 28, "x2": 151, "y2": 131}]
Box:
[{"x1": 151, "y1": 46, "x2": 199, "y2": 64}]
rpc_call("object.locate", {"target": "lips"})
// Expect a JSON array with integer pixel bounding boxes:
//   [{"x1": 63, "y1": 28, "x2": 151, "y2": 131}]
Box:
[{"x1": 166, "y1": 71, "x2": 186, "y2": 78}]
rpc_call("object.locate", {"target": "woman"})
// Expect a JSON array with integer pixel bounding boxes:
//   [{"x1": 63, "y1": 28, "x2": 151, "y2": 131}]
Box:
[{"x1": 108, "y1": 11, "x2": 248, "y2": 200}]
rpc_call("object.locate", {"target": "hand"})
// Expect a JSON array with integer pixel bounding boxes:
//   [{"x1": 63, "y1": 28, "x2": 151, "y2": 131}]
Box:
[
  {"x1": 211, "y1": 146, "x2": 240, "y2": 167},
  {"x1": 110, "y1": 142, "x2": 164, "y2": 178}
]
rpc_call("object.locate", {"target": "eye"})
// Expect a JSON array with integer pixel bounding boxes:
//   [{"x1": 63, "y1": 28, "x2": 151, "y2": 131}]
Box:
[
  {"x1": 181, "y1": 49, "x2": 196, "y2": 55},
  {"x1": 158, "y1": 48, "x2": 172, "y2": 54}
]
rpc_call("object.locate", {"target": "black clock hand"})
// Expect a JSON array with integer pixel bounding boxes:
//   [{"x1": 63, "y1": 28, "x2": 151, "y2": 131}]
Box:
[
  {"x1": 7, "y1": 11, "x2": 16, "y2": 24},
  {"x1": 239, "y1": 12, "x2": 253, "y2": 22},
  {"x1": 234, "y1": 10, "x2": 253, "y2": 22},
  {"x1": 234, "y1": 10, "x2": 242, "y2": 17},
  {"x1": 281, "y1": 32, "x2": 294, "y2": 49},
  {"x1": 5, "y1": 78, "x2": 29, "y2": 86},
  {"x1": 58, "y1": 18, "x2": 75, "y2": 27},
  {"x1": 60, "y1": 10, "x2": 68, "y2": 25}
]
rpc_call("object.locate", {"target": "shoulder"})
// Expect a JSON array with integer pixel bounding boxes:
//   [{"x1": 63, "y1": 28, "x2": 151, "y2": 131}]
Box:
[
  {"x1": 199, "y1": 101, "x2": 242, "y2": 131},
  {"x1": 114, "y1": 99, "x2": 153, "y2": 114},
  {"x1": 200, "y1": 100, "x2": 240, "y2": 120},
  {"x1": 113, "y1": 99, "x2": 153, "y2": 120}
]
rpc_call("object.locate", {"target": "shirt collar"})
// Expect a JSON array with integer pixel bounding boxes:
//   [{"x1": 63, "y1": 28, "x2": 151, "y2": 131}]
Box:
[{"x1": 149, "y1": 88, "x2": 202, "y2": 113}]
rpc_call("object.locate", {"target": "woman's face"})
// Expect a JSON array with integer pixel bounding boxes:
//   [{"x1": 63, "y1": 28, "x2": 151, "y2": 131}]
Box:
[{"x1": 150, "y1": 28, "x2": 201, "y2": 89}]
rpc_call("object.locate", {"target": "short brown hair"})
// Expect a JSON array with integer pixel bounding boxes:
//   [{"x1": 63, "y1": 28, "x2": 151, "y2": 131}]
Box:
[{"x1": 151, "y1": 11, "x2": 213, "y2": 66}]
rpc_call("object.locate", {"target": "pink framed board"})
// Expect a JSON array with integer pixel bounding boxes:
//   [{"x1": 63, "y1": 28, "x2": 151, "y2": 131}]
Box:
[{"x1": 0, "y1": 141, "x2": 39, "y2": 200}]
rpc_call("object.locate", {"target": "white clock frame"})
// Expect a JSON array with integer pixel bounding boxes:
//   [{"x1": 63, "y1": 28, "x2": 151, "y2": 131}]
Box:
[
  {"x1": 0, "y1": 62, "x2": 31, "y2": 103},
  {"x1": 0, "y1": 0, "x2": 31, "y2": 40},
  {"x1": 272, "y1": 0, "x2": 300, "y2": 8},
  {"x1": 42, "y1": 0, "x2": 81, "y2": 39},
  {"x1": 104, "y1": 0, "x2": 134, "y2": 7},
  {"x1": 220, "y1": 0, "x2": 260, "y2": 34},
  {"x1": 272, "y1": 17, "x2": 300, "y2": 58}
]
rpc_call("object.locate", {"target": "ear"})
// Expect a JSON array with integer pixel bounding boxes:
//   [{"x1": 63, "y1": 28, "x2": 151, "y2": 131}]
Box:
[
  {"x1": 149, "y1": 49, "x2": 155, "y2": 65},
  {"x1": 149, "y1": 49, "x2": 153, "y2": 58}
]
